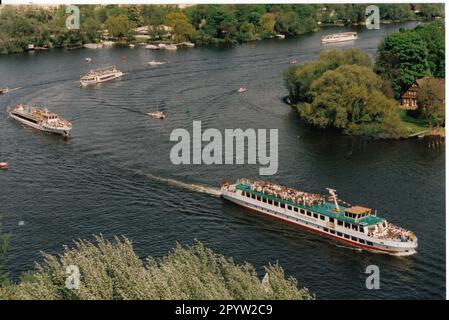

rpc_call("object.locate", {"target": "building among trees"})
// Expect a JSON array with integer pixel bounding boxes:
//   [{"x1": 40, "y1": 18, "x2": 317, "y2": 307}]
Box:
[{"x1": 400, "y1": 77, "x2": 445, "y2": 109}]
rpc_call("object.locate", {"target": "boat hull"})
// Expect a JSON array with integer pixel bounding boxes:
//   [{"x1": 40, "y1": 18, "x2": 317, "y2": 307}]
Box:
[
  {"x1": 80, "y1": 71, "x2": 123, "y2": 86},
  {"x1": 222, "y1": 189, "x2": 417, "y2": 255},
  {"x1": 9, "y1": 112, "x2": 71, "y2": 137},
  {"x1": 321, "y1": 36, "x2": 358, "y2": 44}
]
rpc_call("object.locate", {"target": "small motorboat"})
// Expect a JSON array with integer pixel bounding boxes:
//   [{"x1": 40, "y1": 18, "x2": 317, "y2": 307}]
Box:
[
  {"x1": 290, "y1": 59, "x2": 298, "y2": 64},
  {"x1": 0, "y1": 162, "x2": 9, "y2": 170},
  {"x1": 238, "y1": 87, "x2": 247, "y2": 93},
  {"x1": 85, "y1": 57, "x2": 92, "y2": 62},
  {"x1": 129, "y1": 44, "x2": 136, "y2": 48},
  {"x1": 148, "y1": 60, "x2": 166, "y2": 66},
  {"x1": 147, "y1": 111, "x2": 166, "y2": 119}
]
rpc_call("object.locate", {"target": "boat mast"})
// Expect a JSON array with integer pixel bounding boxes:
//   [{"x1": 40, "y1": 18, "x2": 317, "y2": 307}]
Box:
[{"x1": 326, "y1": 188, "x2": 340, "y2": 212}]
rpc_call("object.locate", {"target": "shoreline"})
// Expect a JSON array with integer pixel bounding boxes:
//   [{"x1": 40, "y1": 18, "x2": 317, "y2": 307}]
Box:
[
  {"x1": 0, "y1": 20, "x2": 425, "y2": 56},
  {"x1": 282, "y1": 96, "x2": 445, "y2": 141}
]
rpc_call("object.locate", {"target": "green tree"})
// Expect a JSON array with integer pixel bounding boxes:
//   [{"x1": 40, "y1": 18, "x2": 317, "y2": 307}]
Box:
[
  {"x1": 416, "y1": 78, "x2": 445, "y2": 126},
  {"x1": 284, "y1": 48, "x2": 371, "y2": 103},
  {"x1": 417, "y1": 4, "x2": 444, "y2": 20},
  {"x1": 284, "y1": 49, "x2": 406, "y2": 138},
  {"x1": 375, "y1": 29, "x2": 429, "y2": 98},
  {"x1": 165, "y1": 12, "x2": 196, "y2": 42},
  {"x1": 260, "y1": 12, "x2": 276, "y2": 35},
  {"x1": 414, "y1": 21, "x2": 445, "y2": 78},
  {"x1": 105, "y1": 15, "x2": 130, "y2": 39},
  {"x1": 0, "y1": 237, "x2": 314, "y2": 300},
  {"x1": 81, "y1": 16, "x2": 101, "y2": 43}
]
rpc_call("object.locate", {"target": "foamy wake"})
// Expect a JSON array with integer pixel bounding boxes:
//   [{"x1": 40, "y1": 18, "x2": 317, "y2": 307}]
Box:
[
  {"x1": 336, "y1": 244, "x2": 417, "y2": 257},
  {"x1": 140, "y1": 172, "x2": 222, "y2": 197}
]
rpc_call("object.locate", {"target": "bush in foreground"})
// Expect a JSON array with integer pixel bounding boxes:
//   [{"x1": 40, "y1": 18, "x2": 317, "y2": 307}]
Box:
[{"x1": 0, "y1": 236, "x2": 313, "y2": 300}]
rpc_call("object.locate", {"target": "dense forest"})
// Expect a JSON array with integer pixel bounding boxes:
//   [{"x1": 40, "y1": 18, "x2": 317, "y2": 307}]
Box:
[
  {"x1": 0, "y1": 236, "x2": 313, "y2": 300},
  {"x1": 0, "y1": 3, "x2": 445, "y2": 54}
]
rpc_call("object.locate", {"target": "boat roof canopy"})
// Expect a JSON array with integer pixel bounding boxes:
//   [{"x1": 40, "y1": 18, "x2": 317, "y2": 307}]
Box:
[{"x1": 345, "y1": 206, "x2": 371, "y2": 215}]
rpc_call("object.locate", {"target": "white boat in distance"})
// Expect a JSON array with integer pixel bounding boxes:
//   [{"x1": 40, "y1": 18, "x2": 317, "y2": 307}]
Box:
[
  {"x1": 148, "y1": 60, "x2": 166, "y2": 66},
  {"x1": 321, "y1": 32, "x2": 358, "y2": 44},
  {"x1": 238, "y1": 87, "x2": 247, "y2": 93},
  {"x1": 145, "y1": 44, "x2": 159, "y2": 50},
  {"x1": 9, "y1": 104, "x2": 72, "y2": 137},
  {"x1": 80, "y1": 66, "x2": 123, "y2": 86}
]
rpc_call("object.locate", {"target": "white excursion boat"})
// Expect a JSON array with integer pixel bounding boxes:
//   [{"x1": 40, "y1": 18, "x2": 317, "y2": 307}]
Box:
[
  {"x1": 238, "y1": 87, "x2": 247, "y2": 93},
  {"x1": 9, "y1": 104, "x2": 72, "y2": 137},
  {"x1": 222, "y1": 179, "x2": 418, "y2": 255},
  {"x1": 80, "y1": 66, "x2": 123, "y2": 86},
  {"x1": 147, "y1": 111, "x2": 166, "y2": 119},
  {"x1": 321, "y1": 32, "x2": 358, "y2": 44},
  {"x1": 148, "y1": 60, "x2": 166, "y2": 66}
]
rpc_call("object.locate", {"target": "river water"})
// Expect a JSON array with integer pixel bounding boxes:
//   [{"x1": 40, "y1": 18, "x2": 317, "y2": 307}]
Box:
[{"x1": 0, "y1": 22, "x2": 445, "y2": 299}]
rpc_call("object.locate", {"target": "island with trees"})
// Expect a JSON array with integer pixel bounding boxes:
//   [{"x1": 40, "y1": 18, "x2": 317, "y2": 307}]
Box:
[{"x1": 284, "y1": 21, "x2": 445, "y2": 139}]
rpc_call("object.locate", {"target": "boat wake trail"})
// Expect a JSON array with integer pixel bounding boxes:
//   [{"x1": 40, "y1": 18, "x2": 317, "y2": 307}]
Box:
[{"x1": 136, "y1": 170, "x2": 222, "y2": 197}]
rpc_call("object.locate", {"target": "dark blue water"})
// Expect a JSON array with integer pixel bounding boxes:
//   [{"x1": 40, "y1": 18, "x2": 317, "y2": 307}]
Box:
[{"x1": 0, "y1": 22, "x2": 445, "y2": 299}]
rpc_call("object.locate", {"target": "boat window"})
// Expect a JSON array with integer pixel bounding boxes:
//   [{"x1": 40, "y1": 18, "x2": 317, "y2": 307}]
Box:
[
  {"x1": 280, "y1": 203, "x2": 285, "y2": 208},
  {"x1": 294, "y1": 207, "x2": 298, "y2": 212},
  {"x1": 344, "y1": 234, "x2": 350, "y2": 239},
  {"x1": 287, "y1": 205, "x2": 292, "y2": 210},
  {"x1": 337, "y1": 232, "x2": 342, "y2": 237},
  {"x1": 306, "y1": 212, "x2": 311, "y2": 216},
  {"x1": 330, "y1": 230, "x2": 335, "y2": 234},
  {"x1": 359, "y1": 226, "x2": 364, "y2": 233},
  {"x1": 366, "y1": 241, "x2": 374, "y2": 246},
  {"x1": 319, "y1": 215, "x2": 325, "y2": 221},
  {"x1": 359, "y1": 239, "x2": 366, "y2": 244},
  {"x1": 352, "y1": 224, "x2": 358, "y2": 231},
  {"x1": 351, "y1": 236, "x2": 357, "y2": 241},
  {"x1": 268, "y1": 199, "x2": 273, "y2": 205},
  {"x1": 323, "y1": 228, "x2": 329, "y2": 232},
  {"x1": 337, "y1": 220, "x2": 343, "y2": 226},
  {"x1": 273, "y1": 201, "x2": 278, "y2": 206},
  {"x1": 329, "y1": 217, "x2": 334, "y2": 223},
  {"x1": 313, "y1": 213, "x2": 318, "y2": 218},
  {"x1": 262, "y1": 197, "x2": 267, "y2": 203},
  {"x1": 300, "y1": 209, "x2": 305, "y2": 214},
  {"x1": 344, "y1": 222, "x2": 350, "y2": 228},
  {"x1": 257, "y1": 195, "x2": 261, "y2": 201},
  {"x1": 251, "y1": 194, "x2": 256, "y2": 199}
]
